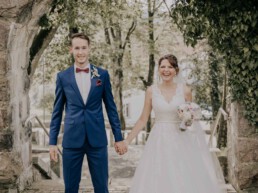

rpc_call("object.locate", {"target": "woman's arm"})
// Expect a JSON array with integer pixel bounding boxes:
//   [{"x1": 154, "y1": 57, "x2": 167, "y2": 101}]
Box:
[
  {"x1": 184, "y1": 85, "x2": 192, "y2": 102},
  {"x1": 125, "y1": 86, "x2": 153, "y2": 145}
]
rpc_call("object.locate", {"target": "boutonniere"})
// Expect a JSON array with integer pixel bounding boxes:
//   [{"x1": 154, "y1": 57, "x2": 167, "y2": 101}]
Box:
[
  {"x1": 96, "y1": 79, "x2": 102, "y2": 86},
  {"x1": 91, "y1": 66, "x2": 100, "y2": 79}
]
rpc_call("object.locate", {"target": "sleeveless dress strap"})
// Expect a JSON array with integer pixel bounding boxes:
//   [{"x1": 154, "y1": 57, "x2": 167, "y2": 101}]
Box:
[
  {"x1": 151, "y1": 84, "x2": 159, "y2": 98},
  {"x1": 176, "y1": 83, "x2": 183, "y2": 94}
]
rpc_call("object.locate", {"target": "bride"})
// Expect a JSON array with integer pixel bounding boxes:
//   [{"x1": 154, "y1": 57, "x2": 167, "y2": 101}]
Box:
[{"x1": 122, "y1": 54, "x2": 226, "y2": 193}]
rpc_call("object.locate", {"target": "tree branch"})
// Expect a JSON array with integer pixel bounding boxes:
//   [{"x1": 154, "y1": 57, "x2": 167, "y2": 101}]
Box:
[
  {"x1": 153, "y1": 1, "x2": 163, "y2": 13},
  {"x1": 28, "y1": 26, "x2": 58, "y2": 77},
  {"x1": 163, "y1": 0, "x2": 173, "y2": 17},
  {"x1": 122, "y1": 20, "x2": 137, "y2": 50},
  {"x1": 110, "y1": 26, "x2": 116, "y2": 39},
  {"x1": 139, "y1": 76, "x2": 148, "y2": 88},
  {"x1": 109, "y1": 17, "x2": 117, "y2": 39},
  {"x1": 104, "y1": 27, "x2": 111, "y2": 45}
]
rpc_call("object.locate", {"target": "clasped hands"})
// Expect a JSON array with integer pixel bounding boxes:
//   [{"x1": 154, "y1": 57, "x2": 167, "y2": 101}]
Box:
[
  {"x1": 114, "y1": 140, "x2": 128, "y2": 155},
  {"x1": 50, "y1": 140, "x2": 129, "y2": 162}
]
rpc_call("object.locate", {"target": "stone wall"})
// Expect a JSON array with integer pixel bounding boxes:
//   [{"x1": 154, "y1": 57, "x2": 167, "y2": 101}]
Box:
[
  {"x1": 0, "y1": 0, "x2": 52, "y2": 191},
  {"x1": 0, "y1": 0, "x2": 258, "y2": 192},
  {"x1": 228, "y1": 102, "x2": 258, "y2": 192}
]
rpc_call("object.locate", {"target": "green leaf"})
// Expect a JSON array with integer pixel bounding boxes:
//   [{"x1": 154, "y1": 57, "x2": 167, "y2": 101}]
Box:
[
  {"x1": 255, "y1": 90, "x2": 258, "y2": 97},
  {"x1": 242, "y1": 70, "x2": 247, "y2": 76},
  {"x1": 253, "y1": 44, "x2": 258, "y2": 52},
  {"x1": 248, "y1": 62, "x2": 254, "y2": 69},
  {"x1": 243, "y1": 47, "x2": 249, "y2": 53}
]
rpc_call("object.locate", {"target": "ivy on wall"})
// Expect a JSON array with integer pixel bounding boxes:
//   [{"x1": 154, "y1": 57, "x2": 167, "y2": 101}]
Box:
[{"x1": 171, "y1": 0, "x2": 258, "y2": 127}]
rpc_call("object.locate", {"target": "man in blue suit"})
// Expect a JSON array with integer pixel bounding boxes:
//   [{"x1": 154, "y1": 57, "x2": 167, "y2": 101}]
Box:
[{"x1": 49, "y1": 33, "x2": 127, "y2": 193}]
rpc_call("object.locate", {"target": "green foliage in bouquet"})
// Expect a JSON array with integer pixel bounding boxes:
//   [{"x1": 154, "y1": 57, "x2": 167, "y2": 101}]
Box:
[{"x1": 171, "y1": 0, "x2": 258, "y2": 127}]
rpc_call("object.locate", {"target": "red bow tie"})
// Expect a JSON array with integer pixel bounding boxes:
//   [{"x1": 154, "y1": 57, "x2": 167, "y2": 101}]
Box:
[{"x1": 76, "y1": 68, "x2": 89, "y2": 73}]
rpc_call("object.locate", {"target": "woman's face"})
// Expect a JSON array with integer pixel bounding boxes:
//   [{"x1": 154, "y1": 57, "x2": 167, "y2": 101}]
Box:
[{"x1": 159, "y1": 59, "x2": 177, "y2": 82}]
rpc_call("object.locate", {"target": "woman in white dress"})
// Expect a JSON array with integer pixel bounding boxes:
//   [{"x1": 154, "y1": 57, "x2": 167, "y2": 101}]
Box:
[{"x1": 123, "y1": 54, "x2": 226, "y2": 193}]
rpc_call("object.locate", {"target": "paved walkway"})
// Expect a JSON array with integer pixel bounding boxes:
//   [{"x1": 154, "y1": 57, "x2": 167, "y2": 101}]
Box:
[
  {"x1": 22, "y1": 145, "x2": 144, "y2": 193},
  {"x1": 22, "y1": 121, "x2": 236, "y2": 193},
  {"x1": 23, "y1": 179, "x2": 129, "y2": 193}
]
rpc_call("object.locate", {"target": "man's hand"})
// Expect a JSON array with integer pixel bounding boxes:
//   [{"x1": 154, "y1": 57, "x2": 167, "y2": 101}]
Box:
[
  {"x1": 49, "y1": 145, "x2": 58, "y2": 162},
  {"x1": 114, "y1": 141, "x2": 128, "y2": 155}
]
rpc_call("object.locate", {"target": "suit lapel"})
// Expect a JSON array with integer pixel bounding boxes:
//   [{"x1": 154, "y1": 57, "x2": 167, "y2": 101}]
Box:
[
  {"x1": 85, "y1": 64, "x2": 96, "y2": 106},
  {"x1": 68, "y1": 66, "x2": 85, "y2": 106}
]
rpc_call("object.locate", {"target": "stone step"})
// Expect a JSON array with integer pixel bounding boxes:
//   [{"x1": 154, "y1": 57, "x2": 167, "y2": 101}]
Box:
[
  {"x1": 223, "y1": 184, "x2": 237, "y2": 193},
  {"x1": 32, "y1": 156, "x2": 59, "y2": 179},
  {"x1": 22, "y1": 179, "x2": 129, "y2": 193},
  {"x1": 23, "y1": 180, "x2": 235, "y2": 193},
  {"x1": 209, "y1": 147, "x2": 221, "y2": 154},
  {"x1": 32, "y1": 146, "x2": 49, "y2": 154}
]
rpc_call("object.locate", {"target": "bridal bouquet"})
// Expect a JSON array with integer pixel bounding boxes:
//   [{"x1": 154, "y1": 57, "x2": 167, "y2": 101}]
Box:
[{"x1": 177, "y1": 102, "x2": 202, "y2": 131}]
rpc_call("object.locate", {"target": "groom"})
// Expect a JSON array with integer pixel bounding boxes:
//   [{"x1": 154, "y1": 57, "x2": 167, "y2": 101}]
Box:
[{"x1": 49, "y1": 32, "x2": 127, "y2": 193}]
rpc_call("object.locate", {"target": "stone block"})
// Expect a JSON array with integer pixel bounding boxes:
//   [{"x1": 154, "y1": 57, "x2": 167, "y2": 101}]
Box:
[
  {"x1": 0, "y1": 152, "x2": 22, "y2": 187},
  {"x1": 0, "y1": 0, "x2": 13, "y2": 7},
  {"x1": 237, "y1": 163, "x2": 258, "y2": 189},
  {"x1": 228, "y1": 102, "x2": 258, "y2": 191},
  {"x1": 234, "y1": 103, "x2": 258, "y2": 138},
  {"x1": 0, "y1": 188, "x2": 8, "y2": 193},
  {"x1": 32, "y1": 156, "x2": 59, "y2": 179},
  {"x1": 0, "y1": 78, "x2": 8, "y2": 88},
  {"x1": 0, "y1": 0, "x2": 16, "y2": 18},
  {"x1": 0, "y1": 105, "x2": 9, "y2": 126},
  {"x1": 0, "y1": 0, "x2": 31, "y2": 18},
  {"x1": 50, "y1": 154, "x2": 61, "y2": 178},
  {"x1": 0, "y1": 110, "x2": 4, "y2": 128},
  {"x1": 0, "y1": 56, "x2": 7, "y2": 76},
  {"x1": 7, "y1": 189, "x2": 17, "y2": 193},
  {"x1": 0, "y1": 80, "x2": 9, "y2": 104},
  {"x1": 0, "y1": 131, "x2": 13, "y2": 151},
  {"x1": 0, "y1": 20, "x2": 9, "y2": 50},
  {"x1": 238, "y1": 138, "x2": 258, "y2": 163},
  {"x1": 238, "y1": 116, "x2": 258, "y2": 137}
]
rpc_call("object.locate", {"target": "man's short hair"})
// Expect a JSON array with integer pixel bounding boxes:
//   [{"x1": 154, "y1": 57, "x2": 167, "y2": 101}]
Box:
[{"x1": 70, "y1": 33, "x2": 90, "y2": 45}]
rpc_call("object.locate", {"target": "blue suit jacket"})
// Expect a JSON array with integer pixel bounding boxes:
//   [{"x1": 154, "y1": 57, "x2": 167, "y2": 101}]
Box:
[{"x1": 49, "y1": 64, "x2": 123, "y2": 148}]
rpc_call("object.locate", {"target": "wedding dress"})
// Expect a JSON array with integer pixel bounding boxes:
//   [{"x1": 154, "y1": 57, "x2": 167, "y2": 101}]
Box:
[{"x1": 129, "y1": 84, "x2": 226, "y2": 193}]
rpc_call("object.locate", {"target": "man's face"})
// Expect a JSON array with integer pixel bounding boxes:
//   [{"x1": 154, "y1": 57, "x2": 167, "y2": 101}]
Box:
[{"x1": 70, "y1": 37, "x2": 90, "y2": 67}]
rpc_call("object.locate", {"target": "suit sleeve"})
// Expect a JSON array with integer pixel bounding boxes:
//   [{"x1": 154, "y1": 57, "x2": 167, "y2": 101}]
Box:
[
  {"x1": 103, "y1": 71, "x2": 123, "y2": 142},
  {"x1": 49, "y1": 73, "x2": 66, "y2": 145}
]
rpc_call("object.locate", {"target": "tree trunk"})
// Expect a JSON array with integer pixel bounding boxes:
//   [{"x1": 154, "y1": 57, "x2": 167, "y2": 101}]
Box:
[
  {"x1": 0, "y1": 0, "x2": 54, "y2": 191},
  {"x1": 113, "y1": 55, "x2": 126, "y2": 130},
  {"x1": 28, "y1": 27, "x2": 58, "y2": 77},
  {"x1": 145, "y1": 0, "x2": 156, "y2": 134},
  {"x1": 218, "y1": 69, "x2": 227, "y2": 149},
  {"x1": 209, "y1": 52, "x2": 220, "y2": 117},
  {"x1": 101, "y1": 1, "x2": 136, "y2": 131}
]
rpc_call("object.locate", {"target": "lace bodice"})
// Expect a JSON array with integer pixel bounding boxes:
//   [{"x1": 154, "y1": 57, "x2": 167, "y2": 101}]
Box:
[{"x1": 152, "y1": 84, "x2": 185, "y2": 123}]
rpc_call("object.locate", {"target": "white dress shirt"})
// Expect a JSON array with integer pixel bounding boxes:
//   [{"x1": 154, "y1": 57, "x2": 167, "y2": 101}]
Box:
[{"x1": 74, "y1": 64, "x2": 91, "y2": 104}]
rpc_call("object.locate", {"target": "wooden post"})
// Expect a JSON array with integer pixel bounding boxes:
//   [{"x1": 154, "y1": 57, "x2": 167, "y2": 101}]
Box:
[
  {"x1": 142, "y1": 133, "x2": 145, "y2": 145},
  {"x1": 50, "y1": 153, "x2": 61, "y2": 178},
  {"x1": 109, "y1": 130, "x2": 114, "y2": 147},
  {"x1": 135, "y1": 134, "x2": 138, "y2": 145}
]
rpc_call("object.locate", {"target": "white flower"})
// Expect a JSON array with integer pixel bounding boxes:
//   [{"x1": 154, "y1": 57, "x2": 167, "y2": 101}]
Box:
[
  {"x1": 177, "y1": 102, "x2": 201, "y2": 131},
  {"x1": 91, "y1": 66, "x2": 100, "y2": 79}
]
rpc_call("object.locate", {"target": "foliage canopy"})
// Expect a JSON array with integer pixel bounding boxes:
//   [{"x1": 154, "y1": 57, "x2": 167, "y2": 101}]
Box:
[{"x1": 171, "y1": 0, "x2": 258, "y2": 126}]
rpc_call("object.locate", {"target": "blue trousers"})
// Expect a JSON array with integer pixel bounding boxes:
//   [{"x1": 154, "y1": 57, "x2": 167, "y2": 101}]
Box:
[{"x1": 62, "y1": 141, "x2": 109, "y2": 193}]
